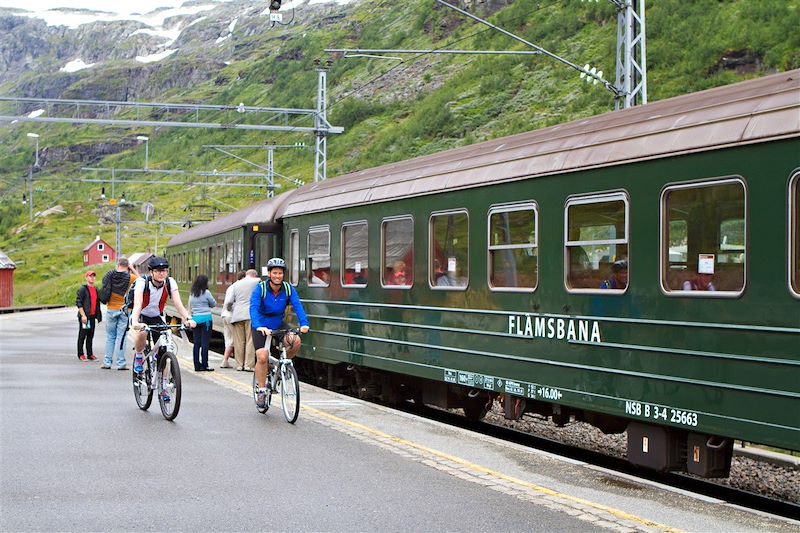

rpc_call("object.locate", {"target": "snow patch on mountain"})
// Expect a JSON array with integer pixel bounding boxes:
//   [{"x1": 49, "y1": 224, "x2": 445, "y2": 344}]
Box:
[
  {"x1": 60, "y1": 58, "x2": 95, "y2": 72},
  {"x1": 12, "y1": 3, "x2": 217, "y2": 30},
  {"x1": 136, "y1": 49, "x2": 177, "y2": 63}
]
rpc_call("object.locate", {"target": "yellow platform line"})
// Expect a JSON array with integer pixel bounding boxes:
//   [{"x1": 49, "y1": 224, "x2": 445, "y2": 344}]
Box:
[{"x1": 177, "y1": 350, "x2": 681, "y2": 533}]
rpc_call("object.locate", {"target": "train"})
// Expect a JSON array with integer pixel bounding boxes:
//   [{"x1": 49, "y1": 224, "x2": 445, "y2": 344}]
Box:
[{"x1": 167, "y1": 70, "x2": 800, "y2": 477}]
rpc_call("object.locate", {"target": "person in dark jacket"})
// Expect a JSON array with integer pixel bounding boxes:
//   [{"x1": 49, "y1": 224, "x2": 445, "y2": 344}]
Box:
[
  {"x1": 76, "y1": 270, "x2": 102, "y2": 361},
  {"x1": 99, "y1": 257, "x2": 138, "y2": 370}
]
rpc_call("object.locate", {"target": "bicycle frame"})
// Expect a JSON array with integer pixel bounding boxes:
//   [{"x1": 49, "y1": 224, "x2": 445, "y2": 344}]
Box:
[
  {"x1": 133, "y1": 323, "x2": 184, "y2": 420},
  {"x1": 253, "y1": 327, "x2": 301, "y2": 423},
  {"x1": 144, "y1": 328, "x2": 177, "y2": 388}
]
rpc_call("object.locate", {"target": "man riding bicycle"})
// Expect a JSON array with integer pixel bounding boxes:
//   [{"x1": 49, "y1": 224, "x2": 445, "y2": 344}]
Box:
[
  {"x1": 250, "y1": 257, "x2": 310, "y2": 409},
  {"x1": 130, "y1": 257, "x2": 195, "y2": 389}
]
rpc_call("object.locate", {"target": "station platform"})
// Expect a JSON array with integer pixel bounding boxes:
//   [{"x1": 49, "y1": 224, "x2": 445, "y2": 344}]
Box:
[
  {"x1": 169, "y1": 336, "x2": 798, "y2": 532},
  {"x1": 2, "y1": 308, "x2": 798, "y2": 532}
]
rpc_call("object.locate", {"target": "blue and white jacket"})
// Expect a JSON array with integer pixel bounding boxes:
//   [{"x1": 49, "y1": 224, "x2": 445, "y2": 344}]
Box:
[{"x1": 249, "y1": 281, "x2": 309, "y2": 330}]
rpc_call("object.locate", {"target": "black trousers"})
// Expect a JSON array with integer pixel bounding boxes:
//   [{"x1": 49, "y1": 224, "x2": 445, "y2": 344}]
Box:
[
  {"x1": 77, "y1": 316, "x2": 97, "y2": 357},
  {"x1": 192, "y1": 322, "x2": 212, "y2": 370}
]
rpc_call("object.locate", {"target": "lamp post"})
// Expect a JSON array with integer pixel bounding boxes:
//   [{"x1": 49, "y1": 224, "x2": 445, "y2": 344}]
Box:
[
  {"x1": 136, "y1": 135, "x2": 149, "y2": 171},
  {"x1": 24, "y1": 133, "x2": 39, "y2": 222}
]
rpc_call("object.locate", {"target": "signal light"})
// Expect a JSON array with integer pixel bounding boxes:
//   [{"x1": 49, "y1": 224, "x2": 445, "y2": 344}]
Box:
[{"x1": 269, "y1": 0, "x2": 281, "y2": 10}]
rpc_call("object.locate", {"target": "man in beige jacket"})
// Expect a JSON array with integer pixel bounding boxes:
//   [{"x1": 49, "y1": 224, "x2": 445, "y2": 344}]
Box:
[{"x1": 223, "y1": 269, "x2": 260, "y2": 371}]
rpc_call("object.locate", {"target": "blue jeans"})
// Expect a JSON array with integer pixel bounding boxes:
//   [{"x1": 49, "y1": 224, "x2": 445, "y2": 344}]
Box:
[{"x1": 104, "y1": 310, "x2": 129, "y2": 368}]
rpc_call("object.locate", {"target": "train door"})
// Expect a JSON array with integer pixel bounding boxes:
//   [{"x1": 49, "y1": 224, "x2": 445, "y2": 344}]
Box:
[{"x1": 251, "y1": 231, "x2": 281, "y2": 275}]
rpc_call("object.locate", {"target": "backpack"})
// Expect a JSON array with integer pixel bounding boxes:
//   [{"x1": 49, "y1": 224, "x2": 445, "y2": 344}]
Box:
[
  {"x1": 98, "y1": 271, "x2": 112, "y2": 304},
  {"x1": 124, "y1": 276, "x2": 172, "y2": 315}
]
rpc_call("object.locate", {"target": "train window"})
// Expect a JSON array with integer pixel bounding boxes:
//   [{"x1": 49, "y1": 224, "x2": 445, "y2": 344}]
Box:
[
  {"x1": 661, "y1": 178, "x2": 746, "y2": 295},
  {"x1": 236, "y1": 239, "x2": 242, "y2": 272},
  {"x1": 216, "y1": 244, "x2": 224, "y2": 284},
  {"x1": 488, "y1": 203, "x2": 538, "y2": 291},
  {"x1": 382, "y1": 216, "x2": 413, "y2": 288},
  {"x1": 429, "y1": 210, "x2": 468, "y2": 289},
  {"x1": 790, "y1": 172, "x2": 800, "y2": 297},
  {"x1": 225, "y1": 242, "x2": 232, "y2": 283},
  {"x1": 342, "y1": 222, "x2": 368, "y2": 287},
  {"x1": 288, "y1": 230, "x2": 299, "y2": 285},
  {"x1": 565, "y1": 193, "x2": 629, "y2": 292},
  {"x1": 307, "y1": 226, "x2": 330, "y2": 287}
]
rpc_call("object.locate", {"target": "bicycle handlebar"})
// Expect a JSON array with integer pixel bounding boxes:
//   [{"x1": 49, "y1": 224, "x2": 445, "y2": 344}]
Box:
[
  {"x1": 269, "y1": 327, "x2": 303, "y2": 335},
  {"x1": 138, "y1": 323, "x2": 187, "y2": 333}
]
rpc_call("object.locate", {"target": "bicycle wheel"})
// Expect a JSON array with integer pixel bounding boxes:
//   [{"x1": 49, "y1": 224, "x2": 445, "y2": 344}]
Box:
[
  {"x1": 132, "y1": 357, "x2": 152, "y2": 410},
  {"x1": 252, "y1": 371, "x2": 271, "y2": 414},
  {"x1": 157, "y1": 351, "x2": 182, "y2": 420},
  {"x1": 280, "y1": 363, "x2": 300, "y2": 424}
]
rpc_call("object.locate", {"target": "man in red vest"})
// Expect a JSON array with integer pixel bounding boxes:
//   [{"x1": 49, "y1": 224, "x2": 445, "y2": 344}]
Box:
[{"x1": 76, "y1": 270, "x2": 102, "y2": 361}]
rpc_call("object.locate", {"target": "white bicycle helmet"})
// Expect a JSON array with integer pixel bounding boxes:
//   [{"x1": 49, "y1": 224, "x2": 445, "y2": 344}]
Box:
[{"x1": 266, "y1": 257, "x2": 287, "y2": 271}]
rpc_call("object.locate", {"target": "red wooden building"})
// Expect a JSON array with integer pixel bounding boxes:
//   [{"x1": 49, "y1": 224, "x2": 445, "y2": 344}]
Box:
[
  {"x1": 83, "y1": 236, "x2": 115, "y2": 267},
  {"x1": 0, "y1": 250, "x2": 16, "y2": 308}
]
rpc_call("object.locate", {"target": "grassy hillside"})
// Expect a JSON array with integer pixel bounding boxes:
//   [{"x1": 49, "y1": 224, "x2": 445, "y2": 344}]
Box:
[{"x1": 0, "y1": 0, "x2": 798, "y2": 305}]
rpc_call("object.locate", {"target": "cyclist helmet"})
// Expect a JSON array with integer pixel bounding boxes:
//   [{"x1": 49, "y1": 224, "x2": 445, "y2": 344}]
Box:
[
  {"x1": 266, "y1": 257, "x2": 287, "y2": 271},
  {"x1": 148, "y1": 256, "x2": 170, "y2": 270}
]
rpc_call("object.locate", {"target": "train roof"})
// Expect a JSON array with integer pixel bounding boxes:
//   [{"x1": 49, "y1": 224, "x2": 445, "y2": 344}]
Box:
[
  {"x1": 167, "y1": 189, "x2": 297, "y2": 247},
  {"x1": 281, "y1": 69, "x2": 800, "y2": 218}
]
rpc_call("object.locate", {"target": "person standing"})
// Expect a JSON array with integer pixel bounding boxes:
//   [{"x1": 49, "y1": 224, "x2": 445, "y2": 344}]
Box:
[
  {"x1": 100, "y1": 257, "x2": 137, "y2": 370},
  {"x1": 220, "y1": 270, "x2": 245, "y2": 368},
  {"x1": 188, "y1": 274, "x2": 216, "y2": 372},
  {"x1": 223, "y1": 269, "x2": 259, "y2": 371},
  {"x1": 76, "y1": 271, "x2": 102, "y2": 361}
]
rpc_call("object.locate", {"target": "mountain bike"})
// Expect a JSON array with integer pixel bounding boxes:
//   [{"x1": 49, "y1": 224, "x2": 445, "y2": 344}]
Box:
[
  {"x1": 253, "y1": 328, "x2": 301, "y2": 424},
  {"x1": 132, "y1": 323, "x2": 184, "y2": 421}
]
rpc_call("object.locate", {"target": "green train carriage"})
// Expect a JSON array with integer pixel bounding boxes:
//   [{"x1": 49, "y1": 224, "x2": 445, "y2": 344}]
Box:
[
  {"x1": 166, "y1": 70, "x2": 799, "y2": 477},
  {"x1": 278, "y1": 70, "x2": 799, "y2": 477}
]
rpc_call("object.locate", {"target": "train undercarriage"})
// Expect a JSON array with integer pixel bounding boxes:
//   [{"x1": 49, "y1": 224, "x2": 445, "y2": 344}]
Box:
[{"x1": 295, "y1": 358, "x2": 734, "y2": 478}]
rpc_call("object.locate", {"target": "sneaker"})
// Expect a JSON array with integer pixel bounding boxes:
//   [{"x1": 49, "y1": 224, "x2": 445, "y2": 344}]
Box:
[
  {"x1": 78, "y1": 355, "x2": 87, "y2": 361},
  {"x1": 133, "y1": 354, "x2": 144, "y2": 373},
  {"x1": 87, "y1": 355, "x2": 97, "y2": 361},
  {"x1": 256, "y1": 389, "x2": 267, "y2": 408},
  {"x1": 100, "y1": 364, "x2": 111, "y2": 369},
  {"x1": 220, "y1": 360, "x2": 232, "y2": 368},
  {"x1": 160, "y1": 389, "x2": 171, "y2": 403},
  {"x1": 117, "y1": 365, "x2": 128, "y2": 371},
  {"x1": 243, "y1": 366, "x2": 254, "y2": 372}
]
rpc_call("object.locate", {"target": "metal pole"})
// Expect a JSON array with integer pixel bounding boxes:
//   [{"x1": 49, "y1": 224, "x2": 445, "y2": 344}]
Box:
[
  {"x1": 144, "y1": 139, "x2": 149, "y2": 171},
  {"x1": 267, "y1": 145, "x2": 275, "y2": 198},
  {"x1": 34, "y1": 138, "x2": 39, "y2": 168},
  {"x1": 28, "y1": 166, "x2": 33, "y2": 222},
  {"x1": 314, "y1": 65, "x2": 328, "y2": 182},
  {"x1": 116, "y1": 206, "x2": 122, "y2": 257},
  {"x1": 111, "y1": 168, "x2": 115, "y2": 199}
]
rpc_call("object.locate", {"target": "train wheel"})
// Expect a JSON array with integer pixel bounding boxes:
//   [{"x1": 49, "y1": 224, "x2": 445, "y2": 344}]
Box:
[{"x1": 463, "y1": 392, "x2": 492, "y2": 422}]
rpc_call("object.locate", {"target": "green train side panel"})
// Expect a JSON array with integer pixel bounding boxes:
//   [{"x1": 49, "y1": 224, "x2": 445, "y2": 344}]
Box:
[{"x1": 287, "y1": 140, "x2": 800, "y2": 451}]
